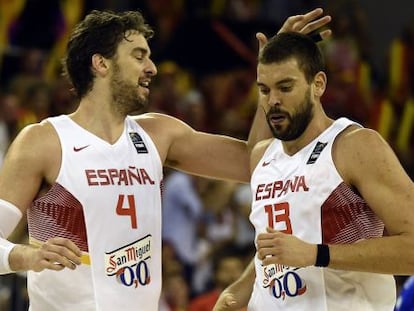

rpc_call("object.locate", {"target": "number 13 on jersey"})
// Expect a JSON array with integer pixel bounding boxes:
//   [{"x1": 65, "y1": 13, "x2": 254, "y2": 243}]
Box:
[
  {"x1": 116, "y1": 194, "x2": 138, "y2": 229},
  {"x1": 264, "y1": 202, "x2": 292, "y2": 234}
]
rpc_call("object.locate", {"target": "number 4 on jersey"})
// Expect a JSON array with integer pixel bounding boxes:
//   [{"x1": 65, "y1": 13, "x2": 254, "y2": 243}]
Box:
[{"x1": 116, "y1": 194, "x2": 138, "y2": 229}]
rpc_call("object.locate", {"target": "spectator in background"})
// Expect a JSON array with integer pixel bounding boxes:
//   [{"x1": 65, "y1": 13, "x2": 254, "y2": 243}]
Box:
[
  {"x1": 159, "y1": 269, "x2": 190, "y2": 311},
  {"x1": 383, "y1": 19, "x2": 414, "y2": 177},
  {"x1": 177, "y1": 89, "x2": 208, "y2": 132},
  {"x1": 17, "y1": 82, "x2": 51, "y2": 129},
  {"x1": 189, "y1": 247, "x2": 248, "y2": 311},
  {"x1": 0, "y1": 91, "x2": 21, "y2": 144},
  {"x1": 162, "y1": 170, "x2": 205, "y2": 290},
  {"x1": 48, "y1": 75, "x2": 79, "y2": 116},
  {"x1": 149, "y1": 61, "x2": 193, "y2": 115},
  {"x1": 231, "y1": 183, "x2": 255, "y2": 250},
  {"x1": 320, "y1": 0, "x2": 373, "y2": 125},
  {"x1": 191, "y1": 180, "x2": 239, "y2": 295},
  {"x1": 7, "y1": 48, "x2": 46, "y2": 100}
]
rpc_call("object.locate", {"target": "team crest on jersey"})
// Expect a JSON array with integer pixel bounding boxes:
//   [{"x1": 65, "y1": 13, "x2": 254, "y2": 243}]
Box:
[
  {"x1": 262, "y1": 264, "x2": 307, "y2": 300},
  {"x1": 306, "y1": 141, "x2": 327, "y2": 164},
  {"x1": 129, "y1": 132, "x2": 148, "y2": 154},
  {"x1": 105, "y1": 235, "x2": 152, "y2": 288}
]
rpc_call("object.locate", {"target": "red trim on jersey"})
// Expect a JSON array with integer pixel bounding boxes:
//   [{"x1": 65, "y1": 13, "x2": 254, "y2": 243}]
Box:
[
  {"x1": 321, "y1": 182, "x2": 384, "y2": 244},
  {"x1": 27, "y1": 183, "x2": 89, "y2": 252}
]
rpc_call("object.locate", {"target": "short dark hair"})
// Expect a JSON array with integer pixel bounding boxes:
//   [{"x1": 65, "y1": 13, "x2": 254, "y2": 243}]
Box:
[
  {"x1": 258, "y1": 32, "x2": 325, "y2": 83},
  {"x1": 62, "y1": 10, "x2": 154, "y2": 99}
]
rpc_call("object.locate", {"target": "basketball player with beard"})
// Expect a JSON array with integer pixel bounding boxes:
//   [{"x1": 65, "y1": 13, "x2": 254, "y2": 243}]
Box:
[
  {"x1": 0, "y1": 9, "x2": 332, "y2": 311},
  {"x1": 214, "y1": 33, "x2": 414, "y2": 311}
]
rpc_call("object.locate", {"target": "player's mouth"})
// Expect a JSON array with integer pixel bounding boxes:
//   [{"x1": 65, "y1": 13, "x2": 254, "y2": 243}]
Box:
[
  {"x1": 138, "y1": 79, "x2": 151, "y2": 95},
  {"x1": 268, "y1": 112, "x2": 288, "y2": 125}
]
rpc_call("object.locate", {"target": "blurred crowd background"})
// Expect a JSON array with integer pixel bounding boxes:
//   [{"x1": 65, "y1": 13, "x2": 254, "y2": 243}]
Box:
[{"x1": 0, "y1": 0, "x2": 413, "y2": 310}]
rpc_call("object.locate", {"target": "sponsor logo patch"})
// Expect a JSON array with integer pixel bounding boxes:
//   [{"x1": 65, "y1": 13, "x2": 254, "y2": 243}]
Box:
[{"x1": 105, "y1": 235, "x2": 152, "y2": 288}]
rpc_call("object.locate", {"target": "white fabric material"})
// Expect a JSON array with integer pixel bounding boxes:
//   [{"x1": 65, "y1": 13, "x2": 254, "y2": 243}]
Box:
[
  {"x1": 0, "y1": 198, "x2": 23, "y2": 238},
  {"x1": 0, "y1": 238, "x2": 16, "y2": 274},
  {"x1": 0, "y1": 199, "x2": 21, "y2": 274},
  {"x1": 27, "y1": 115, "x2": 163, "y2": 311},
  {"x1": 248, "y1": 118, "x2": 395, "y2": 311}
]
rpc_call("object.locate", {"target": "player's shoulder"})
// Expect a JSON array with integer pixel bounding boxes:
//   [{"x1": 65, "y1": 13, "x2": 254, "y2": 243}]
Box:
[
  {"x1": 133, "y1": 112, "x2": 182, "y2": 124},
  {"x1": 333, "y1": 124, "x2": 392, "y2": 182},
  {"x1": 133, "y1": 112, "x2": 193, "y2": 141},
  {"x1": 14, "y1": 120, "x2": 58, "y2": 146},
  {"x1": 251, "y1": 138, "x2": 274, "y2": 171},
  {"x1": 16, "y1": 119, "x2": 60, "y2": 153},
  {"x1": 252, "y1": 138, "x2": 274, "y2": 156},
  {"x1": 335, "y1": 125, "x2": 387, "y2": 153},
  {"x1": 134, "y1": 112, "x2": 186, "y2": 130}
]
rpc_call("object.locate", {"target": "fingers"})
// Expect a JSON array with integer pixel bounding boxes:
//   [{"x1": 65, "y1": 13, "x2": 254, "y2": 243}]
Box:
[
  {"x1": 283, "y1": 8, "x2": 325, "y2": 32},
  {"x1": 277, "y1": 8, "x2": 332, "y2": 37},
  {"x1": 213, "y1": 293, "x2": 237, "y2": 311},
  {"x1": 298, "y1": 15, "x2": 332, "y2": 35},
  {"x1": 319, "y1": 29, "x2": 332, "y2": 41},
  {"x1": 256, "y1": 227, "x2": 286, "y2": 264},
  {"x1": 258, "y1": 8, "x2": 332, "y2": 52},
  {"x1": 256, "y1": 32, "x2": 268, "y2": 51},
  {"x1": 34, "y1": 237, "x2": 82, "y2": 271},
  {"x1": 224, "y1": 294, "x2": 237, "y2": 307}
]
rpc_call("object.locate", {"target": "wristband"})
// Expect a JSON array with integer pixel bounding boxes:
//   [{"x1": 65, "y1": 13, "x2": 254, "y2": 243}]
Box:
[
  {"x1": 0, "y1": 198, "x2": 22, "y2": 238},
  {"x1": 0, "y1": 238, "x2": 16, "y2": 274},
  {"x1": 315, "y1": 244, "x2": 330, "y2": 267}
]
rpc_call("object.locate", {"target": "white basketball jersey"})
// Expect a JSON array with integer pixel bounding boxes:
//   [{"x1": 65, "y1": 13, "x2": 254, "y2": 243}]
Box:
[
  {"x1": 248, "y1": 118, "x2": 396, "y2": 311},
  {"x1": 27, "y1": 115, "x2": 163, "y2": 311}
]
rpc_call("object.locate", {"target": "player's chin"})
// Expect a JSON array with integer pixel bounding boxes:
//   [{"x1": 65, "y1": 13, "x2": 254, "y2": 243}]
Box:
[
  {"x1": 138, "y1": 85, "x2": 150, "y2": 97},
  {"x1": 136, "y1": 96, "x2": 150, "y2": 111}
]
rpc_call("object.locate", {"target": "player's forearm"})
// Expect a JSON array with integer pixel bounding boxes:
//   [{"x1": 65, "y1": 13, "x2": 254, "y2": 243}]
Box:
[{"x1": 328, "y1": 235, "x2": 414, "y2": 275}]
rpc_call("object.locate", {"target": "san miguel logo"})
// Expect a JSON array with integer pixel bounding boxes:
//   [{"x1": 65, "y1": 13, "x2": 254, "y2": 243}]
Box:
[
  {"x1": 262, "y1": 264, "x2": 307, "y2": 300},
  {"x1": 105, "y1": 235, "x2": 152, "y2": 288}
]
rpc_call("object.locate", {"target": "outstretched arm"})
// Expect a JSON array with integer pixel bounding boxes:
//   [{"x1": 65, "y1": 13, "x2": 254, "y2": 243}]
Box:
[{"x1": 142, "y1": 9, "x2": 333, "y2": 183}]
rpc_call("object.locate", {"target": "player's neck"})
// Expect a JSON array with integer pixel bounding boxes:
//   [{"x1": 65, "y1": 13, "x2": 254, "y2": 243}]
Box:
[
  {"x1": 69, "y1": 102, "x2": 126, "y2": 145},
  {"x1": 282, "y1": 114, "x2": 333, "y2": 156}
]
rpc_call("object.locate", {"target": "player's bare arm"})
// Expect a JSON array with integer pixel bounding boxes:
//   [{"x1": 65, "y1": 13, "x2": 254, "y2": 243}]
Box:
[
  {"x1": 0, "y1": 122, "x2": 82, "y2": 272},
  {"x1": 137, "y1": 113, "x2": 251, "y2": 183},
  {"x1": 0, "y1": 122, "x2": 57, "y2": 215},
  {"x1": 213, "y1": 259, "x2": 256, "y2": 311},
  {"x1": 328, "y1": 127, "x2": 414, "y2": 274}
]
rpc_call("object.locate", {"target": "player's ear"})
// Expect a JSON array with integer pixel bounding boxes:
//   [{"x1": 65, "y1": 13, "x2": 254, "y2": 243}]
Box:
[
  {"x1": 91, "y1": 53, "x2": 110, "y2": 76},
  {"x1": 313, "y1": 71, "x2": 327, "y2": 97}
]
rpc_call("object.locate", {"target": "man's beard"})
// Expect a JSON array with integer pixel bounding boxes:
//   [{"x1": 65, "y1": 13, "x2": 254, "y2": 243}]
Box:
[
  {"x1": 266, "y1": 89, "x2": 313, "y2": 141},
  {"x1": 110, "y1": 64, "x2": 149, "y2": 116}
]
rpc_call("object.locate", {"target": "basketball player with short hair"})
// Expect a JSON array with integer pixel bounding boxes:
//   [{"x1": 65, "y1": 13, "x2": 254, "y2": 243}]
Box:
[
  {"x1": 0, "y1": 8, "x2": 331, "y2": 311},
  {"x1": 213, "y1": 32, "x2": 414, "y2": 311}
]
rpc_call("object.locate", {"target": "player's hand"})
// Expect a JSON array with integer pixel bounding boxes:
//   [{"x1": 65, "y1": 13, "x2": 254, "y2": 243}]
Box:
[
  {"x1": 256, "y1": 8, "x2": 332, "y2": 50},
  {"x1": 213, "y1": 292, "x2": 239, "y2": 311},
  {"x1": 256, "y1": 227, "x2": 317, "y2": 267},
  {"x1": 10, "y1": 237, "x2": 82, "y2": 272}
]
